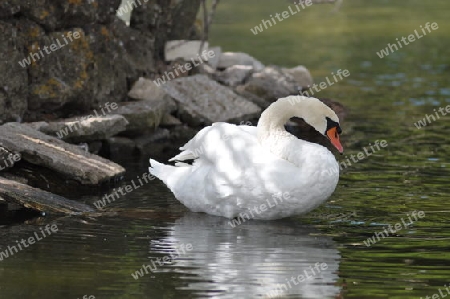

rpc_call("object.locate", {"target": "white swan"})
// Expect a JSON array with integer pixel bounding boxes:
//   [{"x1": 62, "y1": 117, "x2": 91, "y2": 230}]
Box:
[{"x1": 149, "y1": 95, "x2": 343, "y2": 220}]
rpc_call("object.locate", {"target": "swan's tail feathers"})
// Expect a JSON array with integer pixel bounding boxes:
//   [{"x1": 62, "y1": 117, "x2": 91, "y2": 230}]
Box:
[
  {"x1": 149, "y1": 158, "x2": 191, "y2": 192},
  {"x1": 149, "y1": 159, "x2": 173, "y2": 184}
]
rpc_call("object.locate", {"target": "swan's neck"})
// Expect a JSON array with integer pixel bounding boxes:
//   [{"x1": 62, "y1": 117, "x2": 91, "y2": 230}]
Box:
[
  {"x1": 257, "y1": 97, "x2": 314, "y2": 160},
  {"x1": 257, "y1": 99, "x2": 293, "y2": 140}
]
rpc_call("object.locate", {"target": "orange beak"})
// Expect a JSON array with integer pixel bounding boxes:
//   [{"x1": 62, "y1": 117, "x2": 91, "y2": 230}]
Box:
[{"x1": 326, "y1": 127, "x2": 344, "y2": 154}]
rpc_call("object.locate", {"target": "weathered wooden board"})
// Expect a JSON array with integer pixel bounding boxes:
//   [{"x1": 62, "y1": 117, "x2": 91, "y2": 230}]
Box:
[
  {"x1": 0, "y1": 122, "x2": 125, "y2": 185},
  {"x1": 0, "y1": 177, "x2": 95, "y2": 215}
]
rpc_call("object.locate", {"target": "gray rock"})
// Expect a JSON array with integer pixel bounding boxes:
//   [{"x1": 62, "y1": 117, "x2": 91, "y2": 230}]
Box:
[
  {"x1": 234, "y1": 86, "x2": 272, "y2": 109},
  {"x1": 110, "y1": 18, "x2": 156, "y2": 85},
  {"x1": 215, "y1": 65, "x2": 254, "y2": 87},
  {"x1": 207, "y1": 46, "x2": 222, "y2": 70},
  {"x1": 0, "y1": 122, "x2": 125, "y2": 185},
  {"x1": 114, "y1": 99, "x2": 169, "y2": 136},
  {"x1": 196, "y1": 63, "x2": 216, "y2": 76},
  {"x1": 118, "y1": 77, "x2": 177, "y2": 135},
  {"x1": 23, "y1": 24, "x2": 129, "y2": 117},
  {"x1": 162, "y1": 74, "x2": 261, "y2": 126},
  {"x1": 165, "y1": 40, "x2": 208, "y2": 61},
  {"x1": 130, "y1": 0, "x2": 202, "y2": 62},
  {"x1": 128, "y1": 77, "x2": 167, "y2": 102},
  {"x1": 27, "y1": 114, "x2": 129, "y2": 143},
  {"x1": 19, "y1": 0, "x2": 121, "y2": 30},
  {"x1": 81, "y1": 23, "x2": 130, "y2": 109},
  {"x1": 0, "y1": 0, "x2": 20, "y2": 18},
  {"x1": 160, "y1": 114, "x2": 182, "y2": 127},
  {"x1": 0, "y1": 21, "x2": 28, "y2": 124},
  {"x1": 217, "y1": 52, "x2": 265, "y2": 71},
  {"x1": 238, "y1": 66, "x2": 300, "y2": 103},
  {"x1": 282, "y1": 65, "x2": 313, "y2": 89},
  {"x1": 1, "y1": 1, "x2": 206, "y2": 125},
  {"x1": 12, "y1": 18, "x2": 155, "y2": 122}
]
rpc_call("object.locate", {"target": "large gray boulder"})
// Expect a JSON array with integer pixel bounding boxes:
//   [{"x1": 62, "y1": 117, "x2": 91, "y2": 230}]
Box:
[
  {"x1": 17, "y1": 0, "x2": 121, "y2": 30},
  {"x1": 0, "y1": 0, "x2": 20, "y2": 18},
  {"x1": 110, "y1": 18, "x2": 156, "y2": 85},
  {"x1": 130, "y1": 0, "x2": 202, "y2": 62},
  {"x1": 162, "y1": 74, "x2": 261, "y2": 126},
  {"x1": 25, "y1": 23, "x2": 131, "y2": 118},
  {"x1": 1, "y1": 15, "x2": 157, "y2": 123},
  {"x1": 1, "y1": 0, "x2": 207, "y2": 125},
  {"x1": 0, "y1": 21, "x2": 28, "y2": 124}
]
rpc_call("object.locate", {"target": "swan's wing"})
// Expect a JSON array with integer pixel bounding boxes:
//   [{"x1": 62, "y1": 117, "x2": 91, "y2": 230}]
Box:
[
  {"x1": 169, "y1": 122, "x2": 258, "y2": 167},
  {"x1": 169, "y1": 123, "x2": 264, "y2": 199}
]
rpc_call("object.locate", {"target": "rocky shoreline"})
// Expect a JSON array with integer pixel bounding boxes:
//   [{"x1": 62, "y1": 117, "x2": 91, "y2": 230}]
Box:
[
  {"x1": 0, "y1": 2, "x2": 345, "y2": 219},
  {"x1": 0, "y1": 44, "x2": 326, "y2": 215}
]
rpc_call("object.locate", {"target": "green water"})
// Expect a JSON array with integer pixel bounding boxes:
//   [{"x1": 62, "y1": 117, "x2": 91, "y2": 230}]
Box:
[
  {"x1": 1, "y1": 0, "x2": 449, "y2": 298},
  {"x1": 210, "y1": 0, "x2": 450, "y2": 298}
]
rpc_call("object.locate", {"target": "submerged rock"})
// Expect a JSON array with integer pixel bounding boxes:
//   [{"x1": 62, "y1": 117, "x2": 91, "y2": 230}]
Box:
[{"x1": 162, "y1": 74, "x2": 261, "y2": 126}]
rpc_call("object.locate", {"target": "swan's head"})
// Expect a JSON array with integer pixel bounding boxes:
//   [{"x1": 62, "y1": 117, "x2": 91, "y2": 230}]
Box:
[
  {"x1": 258, "y1": 96, "x2": 344, "y2": 153},
  {"x1": 276, "y1": 96, "x2": 343, "y2": 153}
]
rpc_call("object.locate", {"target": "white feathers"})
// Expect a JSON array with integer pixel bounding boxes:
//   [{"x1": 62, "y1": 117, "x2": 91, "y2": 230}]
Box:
[{"x1": 149, "y1": 96, "x2": 340, "y2": 220}]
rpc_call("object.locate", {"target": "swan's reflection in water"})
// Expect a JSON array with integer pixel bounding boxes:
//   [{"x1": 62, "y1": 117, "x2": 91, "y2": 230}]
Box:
[{"x1": 150, "y1": 213, "x2": 341, "y2": 298}]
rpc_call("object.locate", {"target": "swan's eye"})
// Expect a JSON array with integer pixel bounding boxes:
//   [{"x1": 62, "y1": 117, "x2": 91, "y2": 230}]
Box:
[{"x1": 325, "y1": 117, "x2": 341, "y2": 135}]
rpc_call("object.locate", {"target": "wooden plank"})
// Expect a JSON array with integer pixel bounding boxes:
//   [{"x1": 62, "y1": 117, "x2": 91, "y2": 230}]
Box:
[
  {"x1": 0, "y1": 123, "x2": 125, "y2": 185},
  {"x1": 0, "y1": 177, "x2": 95, "y2": 215}
]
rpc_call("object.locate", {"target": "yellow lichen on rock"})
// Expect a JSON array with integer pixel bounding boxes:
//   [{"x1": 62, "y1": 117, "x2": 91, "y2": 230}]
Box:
[{"x1": 32, "y1": 78, "x2": 63, "y2": 98}]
